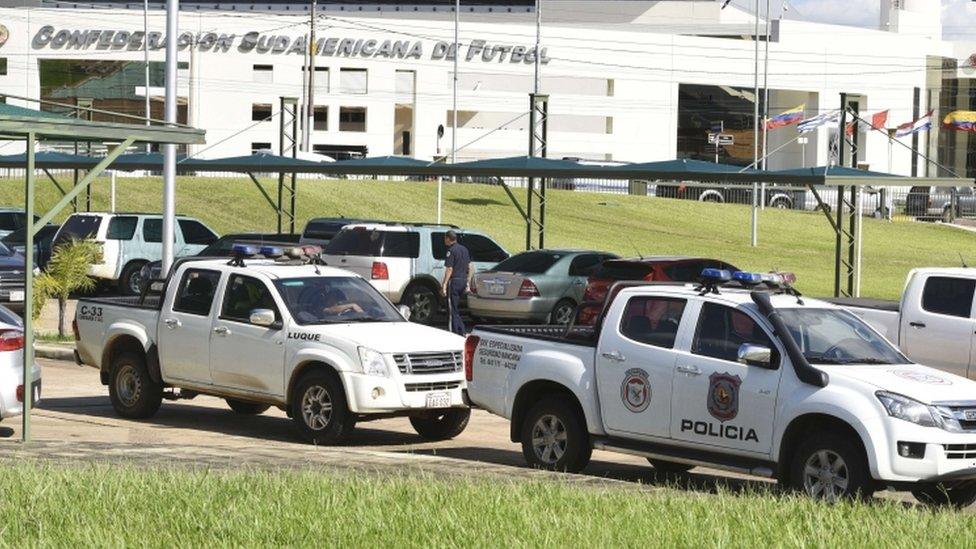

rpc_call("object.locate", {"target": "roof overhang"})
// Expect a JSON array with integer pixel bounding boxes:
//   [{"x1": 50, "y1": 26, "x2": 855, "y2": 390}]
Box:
[{"x1": 0, "y1": 114, "x2": 205, "y2": 145}]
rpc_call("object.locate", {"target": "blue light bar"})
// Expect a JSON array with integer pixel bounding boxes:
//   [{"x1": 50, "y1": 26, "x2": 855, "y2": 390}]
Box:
[
  {"x1": 260, "y1": 246, "x2": 284, "y2": 257},
  {"x1": 231, "y1": 244, "x2": 259, "y2": 256},
  {"x1": 732, "y1": 271, "x2": 763, "y2": 286},
  {"x1": 700, "y1": 268, "x2": 732, "y2": 283}
]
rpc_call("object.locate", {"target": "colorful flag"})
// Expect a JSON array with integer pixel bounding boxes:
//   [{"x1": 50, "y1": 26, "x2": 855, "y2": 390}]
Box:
[
  {"x1": 895, "y1": 110, "x2": 932, "y2": 138},
  {"x1": 797, "y1": 110, "x2": 841, "y2": 134},
  {"x1": 871, "y1": 110, "x2": 889, "y2": 130},
  {"x1": 942, "y1": 111, "x2": 976, "y2": 132},
  {"x1": 765, "y1": 104, "x2": 805, "y2": 130}
]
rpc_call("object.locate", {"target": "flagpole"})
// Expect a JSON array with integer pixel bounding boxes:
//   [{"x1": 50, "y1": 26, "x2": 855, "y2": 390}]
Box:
[{"x1": 852, "y1": 111, "x2": 960, "y2": 177}]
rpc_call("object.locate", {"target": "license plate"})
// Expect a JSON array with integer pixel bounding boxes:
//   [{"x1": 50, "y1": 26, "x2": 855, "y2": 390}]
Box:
[
  {"x1": 488, "y1": 284, "x2": 506, "y2": 295},
  {"x1": 425, "y1": 391, "x2": 451, "y2": 409},
  {"x1": 9, "y1": 290, "x2": 23, "y2": 302}
]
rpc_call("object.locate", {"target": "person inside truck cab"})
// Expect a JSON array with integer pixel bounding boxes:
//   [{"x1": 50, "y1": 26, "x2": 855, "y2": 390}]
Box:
[{"x1": 318, "y1": 288, "x2": 365, "y2": 316}]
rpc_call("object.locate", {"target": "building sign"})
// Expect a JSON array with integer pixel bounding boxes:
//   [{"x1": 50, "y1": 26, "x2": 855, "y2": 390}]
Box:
[{"x1": 31, "y1": 25, "x2": 550, "y2": 64}]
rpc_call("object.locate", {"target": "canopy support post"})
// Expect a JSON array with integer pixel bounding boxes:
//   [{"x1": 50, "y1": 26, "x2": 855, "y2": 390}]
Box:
[
  {"x1": 498, "y1": 177, "x2": 529, "y2": 222},
  {"x1": 247, "y1": 172, "x2": 280, "y2": 213},
  {"x1": 42, "y1": 169, "x2": 73, "y2": 206},
  {"x1": 22, "y1": 132, "x2": 35, "y2": 443},
  {"x1": 527, "y1": 93, "x2": 548, "y2": 250},
  {"x1": 831, "y1": 184, "x2": 858, "y2": 298},
  {"x1": 807, "y1": 184, "x2": 838, "y2": 232}
]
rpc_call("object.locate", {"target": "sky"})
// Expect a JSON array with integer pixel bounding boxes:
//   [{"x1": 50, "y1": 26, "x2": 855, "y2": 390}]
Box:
[{"x1": 732, "y1": 0, "x2": 976, "y2": 41}]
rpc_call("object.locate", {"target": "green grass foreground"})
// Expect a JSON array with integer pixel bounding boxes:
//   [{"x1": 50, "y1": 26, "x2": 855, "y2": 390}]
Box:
[
  {"x1": 1, "y1": 175, "x2": 973, "y2": 299},
  {"x1": 0, "y1": 464, "x2": 972, "y2": 547}
]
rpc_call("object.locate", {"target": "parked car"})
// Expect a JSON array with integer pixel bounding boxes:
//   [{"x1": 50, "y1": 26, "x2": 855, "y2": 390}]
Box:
[
  {"x1": 74, "y1": 250, "x2": 469, "y2": 444},
  {"x1": 2, "y1": 224, "x2": 58, "y2": 270},
  {"x1": 0, "y1": 208, "x2": 40, "y2": 239},
  {"x1": 830, "y1": 268, "x2": 976, "y2": 379},
  {"x1": 466, "y1": 270, "x2": 976, "y2": 507},
  {"x1": 469, "y1": 249, "x2": 618, "y2": 325},
  {"x1": 905, "y1": 186, "x2": 976, "y2": 222},
  {"x1": 322, "y1": 223, "x2": 509, "y2": 325},
  {"x1": 139, "y1": 232, "x2": 301, "y2": 285},
  {"x1": 577, "y1": 256, "x2": 739, "y2": 325},
  {"x1": 53, "y1": 212, "x2": 219, "y2": 295},
  {"x1": 0, "y1": 305, "x2": 40, "y2": 422},
  {"x1": 300, "y1": 217, "x2": 382, "y2": 248},
  {"x1": 0, "y1": 242, "x2": 28, "y2": 313},
  {"x1": 656, "y1": 182, "x2": 803, "y2": 209}
]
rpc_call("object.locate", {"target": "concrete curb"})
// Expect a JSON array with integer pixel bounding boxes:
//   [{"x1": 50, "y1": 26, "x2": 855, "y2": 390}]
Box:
[{"x1": 34, "y1": 344, "x2": 75, "y2": 362}]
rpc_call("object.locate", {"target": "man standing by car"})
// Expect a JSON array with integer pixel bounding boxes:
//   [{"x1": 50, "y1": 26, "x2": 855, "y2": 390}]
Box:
[{"x1": 442, "y1": 230, "x2": 471, "y2": 335}]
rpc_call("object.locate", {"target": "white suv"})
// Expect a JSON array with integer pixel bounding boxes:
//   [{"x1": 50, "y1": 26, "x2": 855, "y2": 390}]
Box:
[
  {"x1": 54, "y1": 212, "x2": 218, "y2": 295},
  {"x1": 322, "y1": 223, "x2": 509, "y2": 324}
]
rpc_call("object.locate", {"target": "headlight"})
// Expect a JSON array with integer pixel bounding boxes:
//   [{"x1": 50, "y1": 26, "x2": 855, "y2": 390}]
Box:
[
  {"x1": 358, "y1": 347, "x2": 389, "y2": 377},
  {"x1": 876, "y1": 391, "x2": 944, "y2": 429}
]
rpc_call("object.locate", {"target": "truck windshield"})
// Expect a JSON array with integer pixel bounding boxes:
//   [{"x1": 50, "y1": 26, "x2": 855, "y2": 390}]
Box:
[
  {"x1": 778, "y1": 308, "x2": 908, "y2": 365},
  {"x1": 274, "y1": 276, "x2": 402, "y2": 325}
]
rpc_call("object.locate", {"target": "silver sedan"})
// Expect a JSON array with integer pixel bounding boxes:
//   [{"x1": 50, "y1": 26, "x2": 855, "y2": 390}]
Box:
[
  {"x1": 0, "y1": 306, "x2": 40, "y2": 423},
  {"x1": 468, "y1": 250, "x2": 618, "y2": 325}
]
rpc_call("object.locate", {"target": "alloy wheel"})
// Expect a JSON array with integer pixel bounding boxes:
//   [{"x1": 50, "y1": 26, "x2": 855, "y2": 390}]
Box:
[
  {"x1": 531, "y1": 414, "x2": 568, "y2": 465},
  {"x1": 552, "y1": 304, "x2": 575, "y2": 325},
  {"x1": 802, "y1": 449, "x2": 850, "y2": 501},
  {"x1": 301, "y1": 385, "x2": 333, "y2": 431}
]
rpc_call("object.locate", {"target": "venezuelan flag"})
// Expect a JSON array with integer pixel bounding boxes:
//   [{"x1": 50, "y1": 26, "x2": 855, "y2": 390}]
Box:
[
  {"x1": 765, "y1": 104, "x2": 805, "y2": 130},
  {"x1": 942, "y1": 111, "x2": 976, "y2": 132}
]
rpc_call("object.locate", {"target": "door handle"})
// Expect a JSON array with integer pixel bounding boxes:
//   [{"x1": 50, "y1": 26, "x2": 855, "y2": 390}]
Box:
[
  {"x1": 677, "y1": 365, "x2": 702, "y2": 376},
  {"x1": 601, "y1": 351, "x2": 626, "y2": 363},
  {"x1": 163, "y1": 318, "x2": 181, "y2": 329},
  {"x1": 909, "y1": 321, "x2": 927, "y2": 328},
  {"x1": 213, "y1": 326, "x2": 231, "y2": 336}
]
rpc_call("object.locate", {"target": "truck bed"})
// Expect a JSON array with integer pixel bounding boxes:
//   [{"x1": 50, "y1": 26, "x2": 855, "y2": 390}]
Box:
[
  {"x1": 822, "y1": 297, "x2": 899, "y2": 312},
  {"x1": 80, "y1": 295, "x2": 162, "y2": 310},
  {"x1": 475, "y1": 325, "x2": 598, "y2": 347}
]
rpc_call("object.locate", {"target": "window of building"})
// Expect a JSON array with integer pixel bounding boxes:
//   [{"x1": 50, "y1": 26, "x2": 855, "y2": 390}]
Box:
[
  {"x1": 251, "y1": 103, "x2": 272, "y2": 122},
  {"x1": 251, "y1": 142, "x2": 272, "y2": 154},
  {"x1": 252, "y1": 64, "x2": 273, "y2": 83},
  {"x1": 395, "y1": 70, "x2": 416, "y2": 96},
  {"x1": 339, "y1": 107, "x2": 366, "y2": 132},
  {"x1": 619, "y1": 296, "x2": 687, "y2": 349},
  {"x1": 313, "y1": 67, "x2": 330, "y2": 92},
  {"x1": 0, "y1": 58, "x2": 7, "y2": 76},
  {"x1": 607, "y1": 79, "x2": 614, "y2": 97},
  {"x1": 922, "y1": 276, "x2": 975, "y2": 318},
  {"x1": 173, "y1": 269, "x2": 222, "y2": 316},
  {"x1": 339, "y1": 68, "x2": 368, "y2": 94},
  {"x1": 606, "y1": 117, "x2": 614, "y2": 134},
  {"x1": 692, "y1": 302, "x2": 778, "y2": 366},
  {"x1": 313, "y1": 106, "x2": 328, "y2": 131}
]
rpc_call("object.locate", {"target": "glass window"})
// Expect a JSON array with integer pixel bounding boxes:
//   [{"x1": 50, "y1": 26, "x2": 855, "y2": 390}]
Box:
[
  {"x1": 304, "y1": 219, "x2": 351, "y2": 241},
  {"x1": 462, "y1": 234, "x2": 508, "y2": 263},
  {"x1": 326, "y1": 229, "x2": 384, "y2": 256},
  {"x1": 382, "y1": 232, "x2": 420, "y2": 258},
  {"x1": 339, "y1": 68, "x2": 367, "y2": 94},
  {"x1": 252, "y1": 64, "x2": 273, "y2": 83},
  {"x1": 779, "y1": 308, "x2": 906, "y2": 365},
  {"x1": 395, "y1": 70, "x2": 415, "y2": 95},
  {"x1": 143, "y1": 218, "x2": 162, "y2": 243},
  {"x1": 275, "y1": 276, "x2": 401, "y2": 325},
  {"x1": 692, "y1": 303, "x2": 778, "y2": 366},
  {"x1": 0, "y1": 58, "x2": 7, "y2": 76},
  {"x1": 106, "y1": 216, "x2": 138, "y2": 240},
  {"x1": 252, "y1": 103, "x2": 273, "y2": 122},
  {"x1": 592, "y1": 260, "x2": 653, "y2": 281},
  {"x1": 620, "y1": 297, "x2": 686, "y2": 349},
  {"x1": 178, "y1": 219, "x2": 217, "y2": 245},
  {"x1": 493, "y1": 251, "x2": 563, "y2": 274},
  {"x1": 431, "y1": 232, "x2": 447, "y2": 260},
  {"x1": 221, "y1": 274, "x2": 280, "y2": 324},
  {"x1": 173, "y1": 269, "x2": 221, "y2": 316},
  {"x1": 313, "y1": 106, "x2": 328, "y2": 131},
  {"x1": 339, "y1": 107, "x2": 367, "y2": 132},
  {"x1": 569, "y1": 254, "x2": 603, "y2": 277},
  {"x1": 922, "y1": 276, "x2": 976, "y2": 318},
  {"x1": 251, "y1": 142, "x2": 272, "y2": 154},
  {"x1": 0, "y1": 213, "x2": 18, "y2": 232},
  {"x1": 55, "y1": 214, "x2": 102, "y2": 244}
]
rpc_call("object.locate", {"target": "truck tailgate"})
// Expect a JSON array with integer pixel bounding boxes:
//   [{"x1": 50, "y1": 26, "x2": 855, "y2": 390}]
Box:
[
  {"x1": 826, "y1": 298, "x2": 901, "y2": 342},
  {"x1": 75, "y1": 297, "x2": 161, "y2": 368}
]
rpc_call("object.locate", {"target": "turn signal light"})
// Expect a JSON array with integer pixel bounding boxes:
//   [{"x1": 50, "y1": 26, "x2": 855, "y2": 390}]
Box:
[
  {"x1": 371, "y1": 261, "x2": 389, "y2": 280},
  {"x1": 517, "y1": 279, "x2": 540, "y2": 298},
  {"x1": 0, "y1": 329, "x2": 25, "y2": 351},
  {"x1": 16, "y1": 384, "x2": 23, "y2": 403},
  {"x1": 464, "y1": 335, "x2": 480, "y2": 382}
]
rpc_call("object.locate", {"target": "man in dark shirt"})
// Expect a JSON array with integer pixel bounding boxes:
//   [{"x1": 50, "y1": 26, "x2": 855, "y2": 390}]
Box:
[{"x1": 441, "y1": 230, "x2": 471, "y2": 335}]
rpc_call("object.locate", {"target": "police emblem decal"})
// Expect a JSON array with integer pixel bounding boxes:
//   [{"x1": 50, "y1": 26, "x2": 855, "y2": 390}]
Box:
[
  {"x1": 620, "y1": 368, "x2": 651, "y2": 413},
  {"x1": 707, "y1": 371, "x2": 741, "y2": 422}
]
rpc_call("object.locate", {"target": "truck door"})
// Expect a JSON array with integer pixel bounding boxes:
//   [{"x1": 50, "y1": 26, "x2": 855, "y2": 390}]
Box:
[
  {"x1": 670, "y1": 302, "x2": 781, "y2": 455},
  {"x1": 210, "y1": 273, "x2": 287, "y2": 397},
  {"x1": 157, "y1": 267, "x2": 222, "y2": 384},
  {"x1": 596, "y1": 295, "x2": 688, "y2": 440},
  {"x1": 902, "y1": 275, "x2": 976, "y2": 379}
]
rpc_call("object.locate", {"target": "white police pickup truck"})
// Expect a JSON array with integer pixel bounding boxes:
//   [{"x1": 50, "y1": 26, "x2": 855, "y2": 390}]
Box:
[
  {"x1": 74, "y1": 245, "x2": 470, "y2": 444},
  {"x1": 465, "y1": 270, "x2": 976, "y2": 506}
]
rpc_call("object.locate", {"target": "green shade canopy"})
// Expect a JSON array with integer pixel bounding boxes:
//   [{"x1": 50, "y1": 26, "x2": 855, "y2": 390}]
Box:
[
  {"x1": 0, "y1": 151, "x2": 94, "y2": 167},
  {"x1": 617, "y1": 158, "x2": 759, "y2": 174},
  {"x1": 452, "y1": 156, "x2": 591, "y2": 176},
  {"x1": 190, "y1": 152, "x2": 324, "y2": 171},
  {"x1": 335, "y1": 155, "x2": 432, "y2": 167},
  {"x1": 0, "y1": 103, "x2": 204, "y2": 145},
  {"x1": 770, "y1": 166, "x2": 900, "y2": 178}
]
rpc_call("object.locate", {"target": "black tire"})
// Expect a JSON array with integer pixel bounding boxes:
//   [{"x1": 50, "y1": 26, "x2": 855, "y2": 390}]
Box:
[
  {"x1": 108, "y1": 351, "x2": 162, "y2": 419},
  {"x1": 789, "y1": 432, "x2": 874, "y2": 501},
  {"x1": 226, "y1": 398, "x2": 270, "y2": 415},
  {"x1": 403, "y1": 284, "x2": 439, "y2": 325},
  {"x1": 911, "y1": 482, "x2": 976, "y2": 509},
  {"x1": 119, "y1": 261, "x2": 147, "y2": 296},
  {"x1": 942, "y1": 207, "x2": 954, "y2": 224},
  {"x1": 409, "y1": 408, "x2": 471, "y2": 440},
  {"x1": 647, "y1": 459, "x2": 695, "y2": 474},
  {"x1": 520, "y1": 397, "x2": 591, "y2": 473},
  {"x1": 770, "y1": 198, "x2": 792, "y2": 209},
  {"x1": 549, "y1": 299, "x2": 577, "y2": 326},
  {"x1": 290, "y1": 370, "x2": 355, "y2": 444}
]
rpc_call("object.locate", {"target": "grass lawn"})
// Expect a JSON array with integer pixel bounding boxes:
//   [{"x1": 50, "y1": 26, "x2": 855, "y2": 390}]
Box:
[
  {"x1": 1, "y1": 463, "x2": 974, "y2": 547},
  {"x1": 1, "y1": 175, "x2": 972, "y2": 299}
]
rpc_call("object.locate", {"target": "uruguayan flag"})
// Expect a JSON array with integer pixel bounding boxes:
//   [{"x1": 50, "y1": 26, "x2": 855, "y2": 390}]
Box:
[{"x1": 797, "y1": 110, "x2": 842, "y2": 134}]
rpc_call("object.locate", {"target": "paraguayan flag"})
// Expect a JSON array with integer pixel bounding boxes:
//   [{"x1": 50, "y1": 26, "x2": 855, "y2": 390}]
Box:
[{"x1": 796, "y1": 110, "x2": 842, "y2": 134}]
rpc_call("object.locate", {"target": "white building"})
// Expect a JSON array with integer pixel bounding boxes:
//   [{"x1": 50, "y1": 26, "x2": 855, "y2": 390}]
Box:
[{"x1": 0, "y1": 0, "x2": 968, "y2": 175}]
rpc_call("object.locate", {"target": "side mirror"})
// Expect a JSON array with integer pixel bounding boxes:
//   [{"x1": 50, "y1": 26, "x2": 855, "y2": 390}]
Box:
[
  {"x1": 149, "y1": 281, "x2": 165, "y2": 293},
  {"x1": 398, "y1": 304, "x2": 412, "y2": 321},
  {"x1": 737, "y1": 343, "x2": 772, "y2": 368},
  {"x1": 249, "y1": 308, "x2": 277, "y2": 327}
]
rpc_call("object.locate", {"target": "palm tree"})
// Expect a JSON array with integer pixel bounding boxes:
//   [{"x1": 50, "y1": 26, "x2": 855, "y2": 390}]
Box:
[{"x1": 33, "y1": 239, "x2": 99, "y2": 337}]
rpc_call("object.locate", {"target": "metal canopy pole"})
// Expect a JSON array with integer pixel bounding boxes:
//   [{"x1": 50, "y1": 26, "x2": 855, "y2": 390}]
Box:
[
  {"x1": 22, "y1": 132, "x2": 34, "y2": 442},
  {"x1": 527, "y1": 94, "x2": 548, "y2": 250},
  {"x1": 750, "y1": 0, "x2": 760, "y2": 247},
  {"x1": 278, "y1": 97, "x2": 299, "y2": 233},
  {"x1": 161, "y1": 0, "x2": 179, "y2": 276}
]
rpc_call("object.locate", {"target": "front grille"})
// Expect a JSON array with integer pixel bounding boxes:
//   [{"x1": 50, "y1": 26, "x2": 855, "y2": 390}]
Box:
[
  {"x1": 938, "y1": 403, "x2": 976, "y2": 432},
  {"x1": 404, "y1": 381, "x2": 462, "y2": 392},
  {"x1": 0, "y1": 270, "x2": 25, "y2": 289},
  {"x1": 393, "y1": 352, "x2": 462, "y2": 375},
  {"x1": 944, "y1": 443, "x2": 976, "y2": 460}
]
